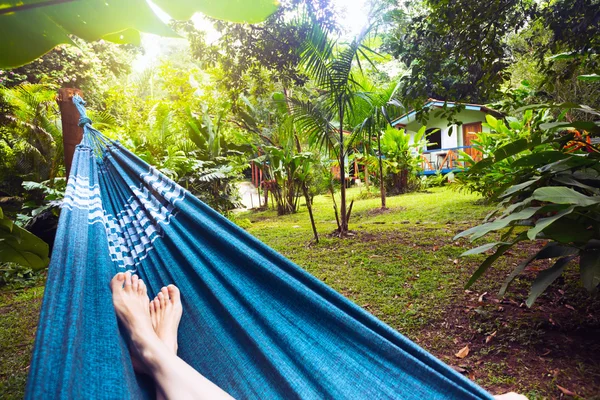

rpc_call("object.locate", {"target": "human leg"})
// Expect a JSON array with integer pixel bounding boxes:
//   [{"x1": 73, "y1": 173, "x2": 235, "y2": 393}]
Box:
[
  {"x1": 110, "y1": 272, "x2": 233, "y2": 400},
  {"x1": 150, "y1": 284, "x2": 182, "y2": 354}
]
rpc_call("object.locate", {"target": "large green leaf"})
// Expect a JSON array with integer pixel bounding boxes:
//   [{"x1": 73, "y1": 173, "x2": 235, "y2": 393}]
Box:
[
  {"x1": 553, "y1": 173, "x2": 600, "y2": 194},
  {"x1": 511, "y1": 151, "x2": 568, "y2": 168},
  {"x1": 531, "y1": 186, "x2": 600, "y2": 206},
  {"x1": 527, "y1": 206, "x2": 575, "y2": 240},
  {"x1": 526, "y1": 256, "x2": 574, "y2": 307},
  {"x1": 500, "y1": 177, "x2": 540, "y2": 198},
  {"x1": 0, "y1": 0, "x2": 279, "y2": 68},
  {"x1": 493, "y1": 138, "x2": 528, "y2": 162},
  {"x1": 0, "y1": 217, "x2": 50, "y2": 270},
  {"x1": 152, "y1": 0, "x2": 279, "y2": 23},
  {"x1": 499, "y1": 243, "x2": 579, "y2": 296},
  {"x1": 465, "y1": 243, "x2": 512, "y2": 288},
  {"x1": 542, "y1": 219, "x2": 594, "y2": 244},
  {"x1": 580, "y1": 249, "x2": 600, "y2": 292},
  {"x1": 455, "y1": 207, "x2": 540, "y2": 241},
  {"x1": 460, "y1": 241, "x2": 510, "y2": 256},
  {"x1": 540, "y1": 120, "x2": 600, "y2": 134}
]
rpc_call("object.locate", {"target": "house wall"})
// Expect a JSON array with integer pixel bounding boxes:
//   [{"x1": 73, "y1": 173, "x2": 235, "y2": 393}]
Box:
[
  {"x1": 400, "y1": 109, "x2": 490, "y2": 149},
  {"x1": 396, "y1": 108, "x2": 491, "y2": 172}
]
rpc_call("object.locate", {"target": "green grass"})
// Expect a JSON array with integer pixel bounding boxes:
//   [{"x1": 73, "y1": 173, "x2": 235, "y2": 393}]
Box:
[
  {"x1": 241, "y1": 187, "x2": 492, "y2": 336},
  {"x1": 0, "y1": 279, "x2": 45, "y2": 399}
]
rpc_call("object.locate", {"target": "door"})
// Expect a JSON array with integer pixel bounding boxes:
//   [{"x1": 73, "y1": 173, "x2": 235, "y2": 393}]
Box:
[{"x1": 462, "y1": 122, "x2": 482, "y2": 161}]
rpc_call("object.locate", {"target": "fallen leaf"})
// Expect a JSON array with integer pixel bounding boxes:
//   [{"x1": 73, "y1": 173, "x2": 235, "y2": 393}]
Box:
[
  {"x1": 455, "y1": 345, "x2": 470, "y2": 359},
  {"x1": 565, "y1": 304, "x2": 575, "y2": 311},
  {"x1": 556, "y1": 384, "x2": 577, "y2": 397},
  {"x1": 451, "y1": 365, "x2": 467, "y2": 373},
  {"x1": 453, "y1": 259, "x2": 459, "y2": 264},
  {"x1": 464, "y1": 290, "x2": 473, "y2": 294},
  {"x1": 485, "y1": 331, "x2": 497, "y2": 344},
  {"x1": 478, "y1": 292, "x2": 488, "y2": 303},
  {"x1": 541, "y1": 349, "x2": 551, "y2": 356},
  {"x1": 498, "y1": 306, "x2": 505, "y2": 312},
  {"x1": 433, "y1": 246, "x2": 439, "y2": 251}
]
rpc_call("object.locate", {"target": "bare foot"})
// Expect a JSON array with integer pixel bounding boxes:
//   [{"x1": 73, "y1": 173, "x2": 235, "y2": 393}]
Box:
[
  {"x1": 150, "y1": 285, "x2": 183, "y2": 354},
  {"x1": 110, "y1": 272, "x2": 168, "y2": 372}
]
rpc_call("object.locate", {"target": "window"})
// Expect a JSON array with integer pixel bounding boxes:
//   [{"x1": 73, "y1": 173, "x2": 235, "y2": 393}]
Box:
[{"x1": 426, "y1": 128, "x2": 442, "y2": 151}]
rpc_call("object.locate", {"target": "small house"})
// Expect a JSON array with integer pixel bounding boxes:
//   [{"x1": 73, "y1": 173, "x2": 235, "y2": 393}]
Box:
[{"x1": 391, "y1": 99, "x2": 503, "y2": 175}]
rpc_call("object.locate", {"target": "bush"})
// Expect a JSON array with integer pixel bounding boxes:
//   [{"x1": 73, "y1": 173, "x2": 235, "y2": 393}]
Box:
[
  {"x1": 379, "y1": 127, "x2": 423, "y2": 195},
  {"x1": 454, "y1": 111, "x2": 553, "y2": 199},
  {"x1": 458, "y1": 103, "x2": 600, "y2": 306},
  {"x1": 420, "y1": 171, "x2": 453, "y2": 189}
]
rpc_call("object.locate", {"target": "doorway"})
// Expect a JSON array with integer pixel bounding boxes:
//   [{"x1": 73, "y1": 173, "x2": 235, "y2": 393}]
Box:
[{"x1": 462, "y1": 122, "x2": 482, "y2": 161}]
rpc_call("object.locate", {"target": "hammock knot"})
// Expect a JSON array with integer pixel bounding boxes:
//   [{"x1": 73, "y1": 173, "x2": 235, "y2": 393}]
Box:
[{"x1": 78, "y1": 117, "x2": 92, "y2": 127}]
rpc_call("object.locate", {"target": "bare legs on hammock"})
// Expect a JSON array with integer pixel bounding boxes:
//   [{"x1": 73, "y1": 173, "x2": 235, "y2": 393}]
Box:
[
  {"x1": 110, "y1": 272, "x2": 525, "y2": 400},
  {"x1": 110, "y1": 272, "x2": 234, "y2": 400}
]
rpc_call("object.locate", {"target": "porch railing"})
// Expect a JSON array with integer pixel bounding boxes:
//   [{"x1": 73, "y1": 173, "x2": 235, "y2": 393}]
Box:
[{"x1": 419, "y1": 146, "x2": 475, "y2": 174}]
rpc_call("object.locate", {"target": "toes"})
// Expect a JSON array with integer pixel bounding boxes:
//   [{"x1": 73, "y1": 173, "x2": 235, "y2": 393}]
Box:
[
  {"x1": 150, "y1": 301, "x2": 157, "y2": 327},
  {"x1": 109, "y1": 273, "x2": 125, "y2": 292},
  {"x1": 124, "y1": 272, "x2": 133, "y2": 290},
  {"x1": 158, "y1": 290, "x2": 167, "y2": 309},
  {"x1": 153, "y1": 298, "x2": 161, "y2": 312},
  {"x1": 160, "y1": 286, "x2": 169, "y2": 299},
  {"x1": 131, "y1": 275, "x2": 139, "y2": 292},
  {"x1": 167, "y1": 285, "x2": 180, "y2": 304},
  {"x1": 138, "y1": 279, "x2": 146, "y2": 296}
]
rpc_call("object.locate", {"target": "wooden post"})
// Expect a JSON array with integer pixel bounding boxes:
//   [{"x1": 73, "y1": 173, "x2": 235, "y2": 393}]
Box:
[{"x1": 57, "y1": 88, "x2": 83, "y2": 179}]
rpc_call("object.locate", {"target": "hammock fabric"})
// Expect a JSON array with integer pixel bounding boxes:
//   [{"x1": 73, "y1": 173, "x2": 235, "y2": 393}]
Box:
[{"x1": 26, "y1": 96, "x2": 493, "y2": 399}]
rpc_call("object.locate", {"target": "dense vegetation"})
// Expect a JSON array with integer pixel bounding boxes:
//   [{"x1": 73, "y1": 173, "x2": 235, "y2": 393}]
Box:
[{"x1": 0, "y1": 0, "x2": 599, "y2": 396}]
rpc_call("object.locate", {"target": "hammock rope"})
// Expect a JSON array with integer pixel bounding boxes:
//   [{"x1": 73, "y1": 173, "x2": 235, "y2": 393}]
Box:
[{"x1": 26, "y1": 95, "x2": 493, "y2": 399}]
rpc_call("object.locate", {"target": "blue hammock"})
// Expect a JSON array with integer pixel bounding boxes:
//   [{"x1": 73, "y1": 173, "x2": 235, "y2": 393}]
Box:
[{"x1": 26, "y1": 96, "x2": 493, "y2": 399}]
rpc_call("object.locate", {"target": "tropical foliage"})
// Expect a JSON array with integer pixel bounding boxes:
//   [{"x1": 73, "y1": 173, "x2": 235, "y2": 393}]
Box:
[
  {"x1": 455, "y1": 111, "x2": 553, "y2": 199},
  {"x1": 378, "y1": 127, "x2": 424, "y2": 195},
  {"x1": 0, "y1": 0, "x2": 279, "y2": 68},
  {"x1": 457, "y1": 104, "x2": 600, "y2": 305},
  {"x1": 0, "y1": 206, "x2": 50, "y2": 274}
]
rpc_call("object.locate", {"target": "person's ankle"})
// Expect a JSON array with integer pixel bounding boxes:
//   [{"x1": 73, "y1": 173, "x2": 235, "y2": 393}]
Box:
[{"x1": 130, "y1": 331, "x2": 167, "y2": 369}]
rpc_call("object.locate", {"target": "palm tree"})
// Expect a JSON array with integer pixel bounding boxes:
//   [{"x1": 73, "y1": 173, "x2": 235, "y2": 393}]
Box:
[
  {"x1": 355, "y1": 81, "x2": 405, "y2": 209},
  {"x1": 292, "y1": 22, "x2": 376, "y2": 235}
]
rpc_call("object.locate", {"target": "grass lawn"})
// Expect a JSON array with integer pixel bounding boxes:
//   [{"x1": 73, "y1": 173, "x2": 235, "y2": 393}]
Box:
[{"x1": 2, "y1": 186, "x2": 599, "y2": 398}]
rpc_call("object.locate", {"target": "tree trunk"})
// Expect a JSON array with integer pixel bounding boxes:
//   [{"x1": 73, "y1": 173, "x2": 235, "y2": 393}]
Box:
[
  {"x1": 377, "y1": 130, "x2": 386, "y2": 209},
  {"x1": 285, "y1": 87, "x2": 319, "y2": 242},
  {"x1": 338, "y1": 106, "x2": 348, "y2": 234},
  {"x1": 302, "y1": 184, "x2": 319, "y2": 243},
  {"x1": 364, "y1": 142, "x2": 370, "y2": 188},
  {"x1": 57, "y1": 87, "x2": 83, "y2": 180}
]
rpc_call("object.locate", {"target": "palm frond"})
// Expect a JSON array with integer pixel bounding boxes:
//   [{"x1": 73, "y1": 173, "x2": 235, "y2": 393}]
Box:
[
  {"x1": 298, "y1": 20, "x2": 336, "y2": 90},
  {"x1": 288, "y1": 97, "x2": 339, "y2": 157}
]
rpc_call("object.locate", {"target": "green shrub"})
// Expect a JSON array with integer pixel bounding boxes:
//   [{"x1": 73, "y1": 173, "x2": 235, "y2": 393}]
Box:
[
  {"x1": 458, "y1": 103, "x2": 600, "y2": 306},
  {"x1": 454, "y1": 111, "x2": 553, "y2": 199}
]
